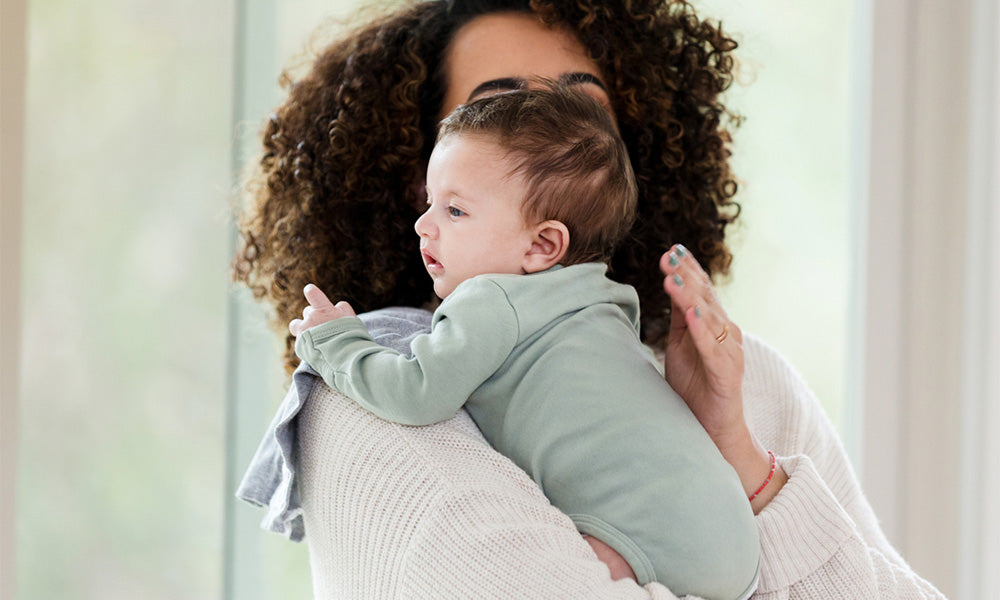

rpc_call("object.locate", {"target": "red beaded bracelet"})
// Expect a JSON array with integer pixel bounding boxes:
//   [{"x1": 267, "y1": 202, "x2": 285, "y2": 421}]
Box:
[{"x1": 748, "y1": 450, "x2": 777, "y2": 502}]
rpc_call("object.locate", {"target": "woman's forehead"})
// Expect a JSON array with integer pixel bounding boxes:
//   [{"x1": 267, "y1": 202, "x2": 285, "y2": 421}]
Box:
[{"x1": 440, "y1": 12, "x2": 608, "y2": 116}]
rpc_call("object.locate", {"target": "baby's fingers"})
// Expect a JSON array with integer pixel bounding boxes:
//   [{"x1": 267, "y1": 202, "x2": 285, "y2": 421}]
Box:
[
  {"x1": 303, "y1": 283, "x2": 335, "y2": 310},
  {"x1": 332, "y1": 300, "x2": 356, "y2": 319},
  {"x1": 289, "y1": 318, "x2": 305, "y2": 338}
]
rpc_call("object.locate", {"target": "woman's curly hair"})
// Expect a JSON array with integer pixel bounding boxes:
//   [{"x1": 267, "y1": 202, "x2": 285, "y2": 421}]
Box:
[{"x1": 233, "y1": 0, "x2": 741, "y2": 374}]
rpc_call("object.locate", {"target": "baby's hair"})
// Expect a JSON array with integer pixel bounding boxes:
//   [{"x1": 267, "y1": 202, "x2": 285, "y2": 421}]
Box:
[{"x1": 437, "y1": 84, "x2": 638, "y2": 265}]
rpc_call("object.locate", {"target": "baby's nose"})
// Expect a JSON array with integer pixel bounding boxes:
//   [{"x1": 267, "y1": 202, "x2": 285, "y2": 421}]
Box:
[{"x1": 414, "y1": 211, "x2": 434, "y2": 238}]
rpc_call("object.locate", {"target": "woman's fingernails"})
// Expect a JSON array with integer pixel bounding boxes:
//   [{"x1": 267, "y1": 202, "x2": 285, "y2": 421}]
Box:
[
  {"x1": 695, "y1": 306, "x2": 702, "y2": 319},
  {"x1": 676, "y1": 244, "x2": 687, "y2": 258},
  {"x1": 668, "y1": 252, "x2": 679, "y2": 267},
  {"x1": 673, "y1": 274, "x2": 684, "y2": 287}
]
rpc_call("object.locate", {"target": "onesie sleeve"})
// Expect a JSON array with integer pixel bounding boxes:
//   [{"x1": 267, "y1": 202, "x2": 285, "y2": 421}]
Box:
[{"x1": 295, "y1": 278, "x2": 519, "y2": 426}]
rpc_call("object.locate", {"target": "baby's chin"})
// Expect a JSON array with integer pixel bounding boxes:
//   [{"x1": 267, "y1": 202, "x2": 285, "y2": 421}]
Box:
[{"x1": 432, "y1": 280, "x2": 454, "y2": 299}]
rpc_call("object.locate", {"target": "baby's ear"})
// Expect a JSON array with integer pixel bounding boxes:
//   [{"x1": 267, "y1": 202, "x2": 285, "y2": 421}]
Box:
[{"x1": 523, "y1": 220, "x2": 569, "y2": 273}]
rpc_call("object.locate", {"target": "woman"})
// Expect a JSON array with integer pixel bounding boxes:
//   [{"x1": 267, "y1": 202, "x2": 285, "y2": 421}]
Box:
[{"x1": 234, "y1": 1, "x2": 945, "y2": 597}]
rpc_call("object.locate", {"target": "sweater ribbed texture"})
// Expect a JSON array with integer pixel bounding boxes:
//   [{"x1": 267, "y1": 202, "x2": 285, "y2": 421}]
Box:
[{"x1": 296, "y1": 333, "x2": 946, "y2": 599}]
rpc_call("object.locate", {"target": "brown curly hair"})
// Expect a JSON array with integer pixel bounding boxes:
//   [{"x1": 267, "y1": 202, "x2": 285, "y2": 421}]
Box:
[{"x1": 233, "y1": 0, "x2": 741, "y2": 374}]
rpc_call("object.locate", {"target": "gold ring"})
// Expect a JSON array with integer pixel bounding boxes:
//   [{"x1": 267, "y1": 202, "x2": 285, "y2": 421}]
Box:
[{"x1": 715, "y1": 323, "x2": 729, "y2": 344}]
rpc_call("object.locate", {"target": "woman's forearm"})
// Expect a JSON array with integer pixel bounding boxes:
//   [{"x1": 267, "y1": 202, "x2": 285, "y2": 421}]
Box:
[{"x1": 712, "y1": 425, "x2": 788, "y2": 514}]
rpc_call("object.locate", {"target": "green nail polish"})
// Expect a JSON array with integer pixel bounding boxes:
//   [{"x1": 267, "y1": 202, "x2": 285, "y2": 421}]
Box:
[
  {"x1": 676, "y1": 245, "x2": 687, "y2": 258},
  {"x1": 673, "y1": 274, "x2": 684, "y2": 287},
  {"x1": 695, "y1": 306, "x2": 702, "y2": 318},
  {"x1": 668, "y1": 253, "x2": 679, "y2": 267}
]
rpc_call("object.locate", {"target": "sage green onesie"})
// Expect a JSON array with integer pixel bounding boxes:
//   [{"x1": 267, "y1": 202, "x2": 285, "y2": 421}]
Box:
[{"x1": 295, "y1": 262, "x2": 760, "y2": 600}]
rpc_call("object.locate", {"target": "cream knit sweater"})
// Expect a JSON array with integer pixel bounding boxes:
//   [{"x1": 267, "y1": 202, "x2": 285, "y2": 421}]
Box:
[{"x1": 295, "y1": 333, "x2": 946, "y2": 599}]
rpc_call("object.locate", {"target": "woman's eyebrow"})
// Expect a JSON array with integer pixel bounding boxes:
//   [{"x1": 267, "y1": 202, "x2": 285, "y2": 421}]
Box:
[
  {"x1": 559, "y1": 72, "x2": 608, "y2": 92},
  {"x1": 464, "y1": 72, "x2": 608, "y2": 103},
  {"x1": 466, "y1": 77, "x2": 525, "y2": 101}
]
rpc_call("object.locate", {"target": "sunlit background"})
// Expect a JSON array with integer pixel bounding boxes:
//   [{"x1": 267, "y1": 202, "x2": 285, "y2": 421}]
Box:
[{"x1": 7, "y1": 0, "x2": 996, "y2": 598}]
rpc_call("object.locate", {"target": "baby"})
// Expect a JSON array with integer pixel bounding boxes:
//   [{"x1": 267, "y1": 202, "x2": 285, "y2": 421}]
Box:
[{"x1": 289, "y1": 85, "x2": 760, "y2": 600}]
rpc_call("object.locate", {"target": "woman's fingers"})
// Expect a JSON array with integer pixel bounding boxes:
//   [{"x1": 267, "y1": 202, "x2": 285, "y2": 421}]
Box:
[
  {"x1": 660, "y1": 244, "x2": 743, "y2": 376},
  {"x1": 662, "y1": 246, "x2": 718, "y2": 306},
  {"x1": 684, "y1": 304, "x2": 743, "y2": 374},
  {"x1": 583, "y1": 536, "x2": 637, "y2": 582},
  {"x1": 662, "y1": 247, "x2": 725, "y2": 333}
]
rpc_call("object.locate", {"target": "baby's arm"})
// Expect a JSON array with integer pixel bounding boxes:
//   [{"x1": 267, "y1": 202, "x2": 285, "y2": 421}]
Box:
[
  {"x1": 291, "y1": 278, "x2": 521, "y2": 427},
  {"x1": 288, "y1": 284, "x2": 356, "y2": 338}
]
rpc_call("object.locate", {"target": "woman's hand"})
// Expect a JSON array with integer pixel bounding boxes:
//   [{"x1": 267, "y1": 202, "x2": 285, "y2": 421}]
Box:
[
  {"x1": 288, "y1": 284, "x2": 356, "y2": 338},
  {"x1": 659, "y1": 245, "x2": 785, "y2": 512},
  {"x1": 583, "y1": 536, "x2": 637, "y2": 582}
]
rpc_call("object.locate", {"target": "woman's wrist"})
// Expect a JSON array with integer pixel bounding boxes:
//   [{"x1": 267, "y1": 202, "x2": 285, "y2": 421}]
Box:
[{"x1": 714, "y1": 427, "x2": 788, "y2": 514}]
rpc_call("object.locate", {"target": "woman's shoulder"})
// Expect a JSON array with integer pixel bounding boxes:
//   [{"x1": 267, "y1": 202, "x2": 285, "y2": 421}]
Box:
[
  {"x1": 297, "y1": 379, "x2": 549, "y2": 507},
  {"x1": 740, "y1": 332, "x2": 834, "y2": 457},
  {"x1": 742, "y1": 331, "x2": 809, "y2": 389},
  {"x1": 296, "y1": 379, "x2": 590, "y2": 597},
  {"x1": 297, "y1": 381, "x2": 675, "y2": 599}
]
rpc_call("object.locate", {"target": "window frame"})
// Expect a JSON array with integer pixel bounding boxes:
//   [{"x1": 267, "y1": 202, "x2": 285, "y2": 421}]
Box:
[{"x1": 1, "y1": 0, "x2": 27, "y2": 595}]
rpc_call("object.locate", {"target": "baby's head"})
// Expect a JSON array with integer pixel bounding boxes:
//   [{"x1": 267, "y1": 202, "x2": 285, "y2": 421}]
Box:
[{"x1": 417, "y1": 83, "x2": 638, "y2": 298}]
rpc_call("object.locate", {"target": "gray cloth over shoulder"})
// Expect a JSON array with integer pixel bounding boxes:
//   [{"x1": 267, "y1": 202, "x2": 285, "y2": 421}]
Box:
[{"x1": 234, "y1": 307, "x2": 433, "y2": 541}]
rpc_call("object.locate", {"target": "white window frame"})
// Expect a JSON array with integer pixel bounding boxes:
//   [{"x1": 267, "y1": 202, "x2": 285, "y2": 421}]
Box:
[{"x1": 222, "y1": 1, "x2": 282, "y2": 600}]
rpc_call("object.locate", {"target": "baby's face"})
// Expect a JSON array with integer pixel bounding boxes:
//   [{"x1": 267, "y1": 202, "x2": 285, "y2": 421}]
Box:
[{"x1": 415, "y1": 135, "x2": 535, "y2": 299}]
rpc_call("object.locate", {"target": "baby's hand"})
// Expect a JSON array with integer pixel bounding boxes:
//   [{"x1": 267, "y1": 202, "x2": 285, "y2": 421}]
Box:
[{"x1": 288, "y1": 284, "x2": 357, "y2": 337}]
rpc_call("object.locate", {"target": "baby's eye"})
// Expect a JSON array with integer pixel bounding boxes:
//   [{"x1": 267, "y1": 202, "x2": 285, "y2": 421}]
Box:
[{"x1": 448, "y1": 206, "x2": 466, "y2": 217}]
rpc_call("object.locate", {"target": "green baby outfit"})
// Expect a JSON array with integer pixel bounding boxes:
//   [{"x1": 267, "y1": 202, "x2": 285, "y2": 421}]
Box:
[{"x1": 296, "y1": 263, "x2": 760, "y2": 600}]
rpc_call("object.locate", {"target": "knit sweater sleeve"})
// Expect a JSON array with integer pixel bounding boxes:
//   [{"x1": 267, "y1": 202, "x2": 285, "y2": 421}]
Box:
[
  {"x1": 294, "y1": 278, "x2": 518, "y2": 426},
  {"x1": 399, "y1": 468, "x2": 689, "y2": 600},
  {"x1": 742, "y1": 334, "x2": 945, "y2": 599},
  {"x1": 297, "y1": 380, "x2": 691, "y2": 600}
]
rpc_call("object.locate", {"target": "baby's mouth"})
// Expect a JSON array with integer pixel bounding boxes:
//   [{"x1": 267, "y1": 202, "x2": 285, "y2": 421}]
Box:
[{"x1": 422, "y1": 249, "x2": 442, "y2": 270}]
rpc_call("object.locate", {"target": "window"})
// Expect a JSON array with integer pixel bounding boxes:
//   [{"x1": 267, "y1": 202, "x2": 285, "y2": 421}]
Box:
[
  {"x1": 701, "y1": 0, "x2": 858, "y2": 443},
  {"x1": 14, "y1": 0, "x2": 235, "y2": 597}
]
